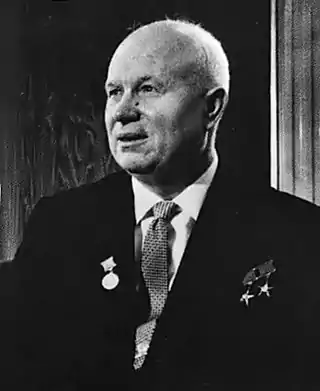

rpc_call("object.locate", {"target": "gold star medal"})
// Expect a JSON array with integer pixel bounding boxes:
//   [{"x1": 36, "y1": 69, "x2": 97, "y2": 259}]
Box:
[
  {"x1": 240, "y1": 289, "x2": 255, "y2": 306},
  {"x1": 240, "y1": 259, "x2": 276, "y2": 306}
]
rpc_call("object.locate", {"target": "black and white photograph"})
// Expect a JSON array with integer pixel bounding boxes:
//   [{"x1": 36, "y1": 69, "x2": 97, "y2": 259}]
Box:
[{"x1": 0, "y1": 0, "x2": 320, "y2": 389}]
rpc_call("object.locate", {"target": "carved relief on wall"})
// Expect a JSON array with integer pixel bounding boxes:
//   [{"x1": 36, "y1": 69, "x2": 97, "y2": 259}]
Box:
[{"x1": 1, "y1": 78, "x2": 113, "y2": 261}]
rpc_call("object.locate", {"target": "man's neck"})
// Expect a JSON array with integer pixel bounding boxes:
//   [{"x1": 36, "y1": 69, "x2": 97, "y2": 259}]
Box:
[{"x1": 131, "y1": 153, "x2": 215, "y2": 200}]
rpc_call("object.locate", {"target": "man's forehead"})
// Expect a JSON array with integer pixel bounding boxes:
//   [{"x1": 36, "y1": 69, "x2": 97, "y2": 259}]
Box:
[
  {"x1": 106, "y1": 52, "x2": 165, "y2": 87},
  {"x1": 107, "y1": 29, "x2": 199, "y2": 85}
]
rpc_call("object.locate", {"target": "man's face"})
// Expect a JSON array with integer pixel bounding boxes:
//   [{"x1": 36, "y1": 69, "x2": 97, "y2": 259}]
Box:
[{"x1": 105, "y1": 28, "x2": 209, "y2": 178}]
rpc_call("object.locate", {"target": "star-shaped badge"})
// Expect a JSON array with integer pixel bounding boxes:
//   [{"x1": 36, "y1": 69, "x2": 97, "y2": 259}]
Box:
[
  {"x1": 240, "y1": 290, "x2": 255, "y2": 306},
  {"x1": 258, "y1": 281, "x2": 273, "y2": 297},
  {"x1": 100, "y1": 256, "x2": 117, "y2": 272},
  {"x1": 240, "y1": 259, "x2": 276, "y2": 306}
]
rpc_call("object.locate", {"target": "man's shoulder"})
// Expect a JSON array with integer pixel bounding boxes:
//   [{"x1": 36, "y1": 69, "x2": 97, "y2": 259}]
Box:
[
  {"x1": 26, "y1": 170, "x2": 131, "y2": 231},
  {"x1": 218, "y1": 165, "x2": 320, "y2": 224},
  {"x1": 256, "y1": 186, "x2": 320, "y2": 224},
  {"x1": 38, "y1": 170, "x2": 129, "y2": 211}
]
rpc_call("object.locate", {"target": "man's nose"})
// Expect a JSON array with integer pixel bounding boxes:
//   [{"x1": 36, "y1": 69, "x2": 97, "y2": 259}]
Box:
[{"x1": 113, "y1": 94, "x2": 140, "y2": 125}]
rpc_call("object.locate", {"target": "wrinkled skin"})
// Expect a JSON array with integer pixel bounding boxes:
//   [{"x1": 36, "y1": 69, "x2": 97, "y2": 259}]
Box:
[{"x1": 105, "y1": 24, "x2": 225, "y2": 197}]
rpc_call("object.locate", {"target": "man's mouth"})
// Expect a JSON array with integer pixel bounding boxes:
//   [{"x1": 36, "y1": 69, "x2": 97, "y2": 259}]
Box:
[{"x1": 117, "y1": 132, "x2": 148, "y2": 142}]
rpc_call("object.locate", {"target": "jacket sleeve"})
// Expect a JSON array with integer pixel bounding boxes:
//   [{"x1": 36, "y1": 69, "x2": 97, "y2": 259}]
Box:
[{"x1": 0, "y1": 196, "x2": 73, "y2": 391}]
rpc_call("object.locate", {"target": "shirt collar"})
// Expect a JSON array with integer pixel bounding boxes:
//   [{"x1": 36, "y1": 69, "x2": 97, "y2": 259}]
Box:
[{"x1": 132, "y1": 154, "x2": 218, "y2": 224}]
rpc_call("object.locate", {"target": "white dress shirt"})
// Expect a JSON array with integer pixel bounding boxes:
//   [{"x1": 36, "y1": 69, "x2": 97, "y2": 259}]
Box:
[{"x1": 132, "y1": 156, "x2": 218, "y2": 290}]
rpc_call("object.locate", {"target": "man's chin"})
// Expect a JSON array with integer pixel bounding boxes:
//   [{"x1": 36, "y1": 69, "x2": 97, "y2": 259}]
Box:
[
  {"x1": 126, "y1": 165, "x2": 156, "y2": 175},
  {"x1": 117, "y1": 158, "x2": 157, "y2": 176}
]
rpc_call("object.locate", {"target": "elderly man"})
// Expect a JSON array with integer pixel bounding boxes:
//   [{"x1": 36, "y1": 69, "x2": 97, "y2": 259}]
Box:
[{"x1": 2, "y1": 17, "x2": 320, "y2": 391}]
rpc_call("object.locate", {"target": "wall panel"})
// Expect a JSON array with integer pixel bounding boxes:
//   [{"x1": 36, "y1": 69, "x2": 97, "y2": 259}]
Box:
[{"x1": 274, "y1": 0, "x2": 320, "y2": 204}]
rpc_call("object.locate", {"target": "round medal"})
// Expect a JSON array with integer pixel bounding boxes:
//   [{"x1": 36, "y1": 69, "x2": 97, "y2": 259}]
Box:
[{"x1": 102, "y1": 272, "x2": 119, "y2": 290}]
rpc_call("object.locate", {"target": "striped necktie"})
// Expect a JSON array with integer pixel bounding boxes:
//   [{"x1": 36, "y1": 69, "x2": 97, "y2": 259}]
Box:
[{"x1": 134, "y1": 201, "x2": 179, "y2": 369}]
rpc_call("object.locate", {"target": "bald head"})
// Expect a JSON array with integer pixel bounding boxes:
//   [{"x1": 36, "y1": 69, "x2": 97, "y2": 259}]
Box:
[{"x1": 109, "y1": 19, "x2": 230, "y2": 96}]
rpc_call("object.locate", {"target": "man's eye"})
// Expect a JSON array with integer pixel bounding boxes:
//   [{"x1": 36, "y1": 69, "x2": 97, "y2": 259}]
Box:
[
  {"x1": 140, "y1": 84, "x2": 156, "y2": 93},
  {"x1": 107, "y1": 88, "x2": 121, "y2": 97}
]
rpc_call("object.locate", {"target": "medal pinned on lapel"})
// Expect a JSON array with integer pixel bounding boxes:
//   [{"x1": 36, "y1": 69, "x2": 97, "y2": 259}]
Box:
[
  {"x1": 240, "y1": 259, "x2": 276, "y2": 307},
  {"x1": 242, "y1": 259, "x2": 276, "y2": 286},
  {"x1": 100, "y1": 256, "x2": 119, "y2": 290},
  {"x1": 102, "y1": 271, "x2": 119, "y2": 290}
]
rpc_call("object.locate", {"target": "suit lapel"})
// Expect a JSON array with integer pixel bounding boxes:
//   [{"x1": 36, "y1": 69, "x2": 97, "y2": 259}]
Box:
[
  {"x1": 143, "y1": 164, "x2": 269, "y2": 367},
  {"x1": 80, "y1": 171, "x2": 139, "y2": 332},
  {"x1": 92, "y1": 171, "x2": 135, "y2": 262},
  {"x1": 91, "y1": 168, "x2": 306, "y2": 387}
]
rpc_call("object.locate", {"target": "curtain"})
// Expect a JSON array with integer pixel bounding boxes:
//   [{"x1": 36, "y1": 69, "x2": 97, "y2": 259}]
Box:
[{"x1": 272, "y1": 0, "x2": 320, "y2": 204}]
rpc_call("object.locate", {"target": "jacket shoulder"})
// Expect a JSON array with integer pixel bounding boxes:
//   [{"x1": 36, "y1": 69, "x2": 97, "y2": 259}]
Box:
[
  {"x1": 30, "y1": 171, "x2": 129, "y2": 220},
  {"x1": 18, "y1": 171, "x2": 131, "y2": 250},
  {"x1": 260, "y1": 187, "x2": 320, "y2": 224}
]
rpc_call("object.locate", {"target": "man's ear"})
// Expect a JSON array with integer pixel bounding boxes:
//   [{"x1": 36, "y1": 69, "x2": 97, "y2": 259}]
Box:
[{"x1": 204, "y1": 88, "x2": 228, "y2": 129}]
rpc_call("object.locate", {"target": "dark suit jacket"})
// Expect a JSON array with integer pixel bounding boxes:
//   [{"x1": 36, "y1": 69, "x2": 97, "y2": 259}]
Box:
[{"x1": 1, "y1": 165, "x2": 320, "y2": 390}]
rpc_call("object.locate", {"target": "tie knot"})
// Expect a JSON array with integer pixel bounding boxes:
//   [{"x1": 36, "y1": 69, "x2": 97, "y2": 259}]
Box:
[{"x1": 152, "y1": 201, "x2": 179, "y2": 221}]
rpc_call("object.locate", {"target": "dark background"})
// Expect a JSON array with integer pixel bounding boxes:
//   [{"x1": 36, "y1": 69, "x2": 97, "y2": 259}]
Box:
[
  {"x1": 0, "y1": 0, "x2": 270, "y2": 258},
  {"x1": 19, "y1": 0, "x2": 271, "y2": 181}
]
